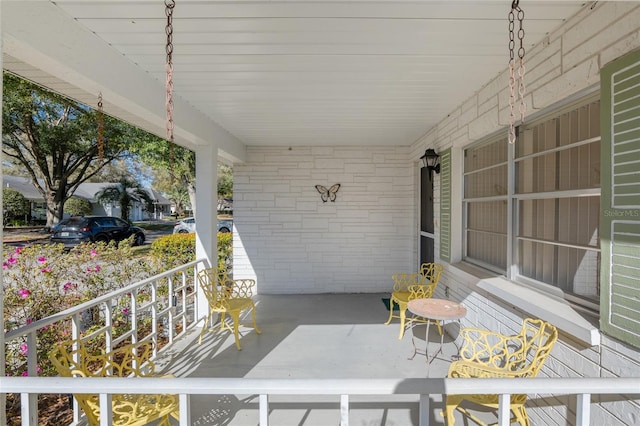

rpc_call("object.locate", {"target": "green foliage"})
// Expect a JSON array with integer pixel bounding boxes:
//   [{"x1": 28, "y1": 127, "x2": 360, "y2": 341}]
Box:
[
  {"x1": 218, "y1": 164, "x2": 233, "y2": 199},
  {"x1": 2, "y1": 188, "x2": 30, "y2": 220},
  {"x1": 127, "y1": 139, "x2": 195, "y2": 194},
  {"x1": 166, "y1": 187, "x2": 190, "y2": 216},
  {"x1": 150, "y1": 231, "x2": 233, "y2": 273},
  {"x1": 150, "y1": 233, "x2": 196, "y2": 270},
  {"x1": 217, "y1": 231, "x2": 233, "y2": 272},
  {"x1": 64, "y1": 197, "x2": 93, "y2": 216}
]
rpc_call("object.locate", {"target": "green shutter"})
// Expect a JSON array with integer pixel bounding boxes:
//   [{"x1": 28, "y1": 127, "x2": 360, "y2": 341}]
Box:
[
  {"x1": 439, "y1": 148, "x2": 452, "y2": 262},
  {"x1": 600, "y1": 49, "x2": 640, "y2": 349}
]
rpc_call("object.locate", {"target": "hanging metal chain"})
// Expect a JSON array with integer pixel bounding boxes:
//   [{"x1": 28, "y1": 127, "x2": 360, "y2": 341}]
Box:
[
  {"x1": 508, "y1": 0, "x2": 526, "y2": 144},
  {"x1": 165, "y1": 0, "x2": 176, "y2": 177},
  {"x1": 165, "y1": 0, "x2": 175, "y2": 143},
  {"x1": 97, "y1": 92, "x2": 104, "y2": 160}
]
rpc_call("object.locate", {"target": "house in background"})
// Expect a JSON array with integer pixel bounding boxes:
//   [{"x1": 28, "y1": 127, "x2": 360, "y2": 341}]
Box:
[
  {"x1": 2, "y1": 174, "x2": 48, "y2": 221},
  {"x1": 2, "y1": 175, "x2": 171, "y2": 222}
]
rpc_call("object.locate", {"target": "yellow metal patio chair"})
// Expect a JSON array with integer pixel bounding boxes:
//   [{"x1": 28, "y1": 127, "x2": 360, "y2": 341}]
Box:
[
  {"x1": 384, "y1": 262, "x2": 443, "y2": 339},
  {"x1": 49, "y1": 340, "x2": 179, "y2": 426},
  {"x1": 443, "y1": 318, "x2": 558, "y2": 426},
  {"x1": 198, "y1": 267, "x2": 261, "y2": 350}
]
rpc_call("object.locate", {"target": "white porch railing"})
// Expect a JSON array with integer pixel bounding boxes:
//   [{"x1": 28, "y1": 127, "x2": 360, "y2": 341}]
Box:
[
  {"x1": 2, "y1": 376, "x2": 639, "y2": 426},
  {"x1": 3, "y1": 259, "x2": 208, "y2": 425},
  {"x1": 3, "y1": 260, "x2": 639, "y2": 426}
]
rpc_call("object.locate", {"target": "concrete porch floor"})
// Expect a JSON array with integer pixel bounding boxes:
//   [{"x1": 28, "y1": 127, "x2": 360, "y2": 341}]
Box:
[{"x1": 155, "y1": 293, "x2": 475, "y2": 426}]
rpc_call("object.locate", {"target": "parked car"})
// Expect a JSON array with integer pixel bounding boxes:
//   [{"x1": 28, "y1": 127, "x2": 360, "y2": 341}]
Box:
[
  {"x1": 50, "y1": 216, "x2": 146, "y2": 248},
  {"x1": 173, "y1": 217, "x2": 232, "y2": 234}
]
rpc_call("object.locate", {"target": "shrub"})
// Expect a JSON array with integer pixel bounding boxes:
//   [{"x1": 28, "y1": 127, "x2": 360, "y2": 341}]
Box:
[
  {"x1": 64, "y1": 197, "x2": 92, "y2": 216},
  {"x1": 2, "y1": 188, "x2": 29, "y2": 221},
  {"x1": 217, "y1": 231, "x2": 232, "y2": 272},
  {"x1": 150, "y1": 231, "x2": 233, "y2": 273},
  {"x1": 2, "y1": 240, "x2": 154, "y2": 378},
  {"x1": 150, "y1": 233, "x2": 196, "y2": 270}
]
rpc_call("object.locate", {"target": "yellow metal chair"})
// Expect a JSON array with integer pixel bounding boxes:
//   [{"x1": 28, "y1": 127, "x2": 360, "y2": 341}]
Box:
[
  {"x1": 49, "y1": 341, "x2": 179, "y2": 426},
  {"x1": 384, "y1": 262, "x2": 443, "y2": 339},
  {"x1": 443, "y1": 318, "x2": 558, "y2": 426},
  {"x1": 198, "y1": 267, "x2": 261, "y2": 350}
]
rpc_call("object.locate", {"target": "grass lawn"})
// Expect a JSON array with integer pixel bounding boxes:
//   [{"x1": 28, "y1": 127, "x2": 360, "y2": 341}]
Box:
[{"x1": 133, "y1": 222, "x2": 175, "y2": 231}]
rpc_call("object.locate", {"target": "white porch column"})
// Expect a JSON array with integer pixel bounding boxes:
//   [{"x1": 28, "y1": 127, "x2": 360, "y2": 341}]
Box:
[{"x1": 195, "y1": 143, "x2": 218, "y2": 317}]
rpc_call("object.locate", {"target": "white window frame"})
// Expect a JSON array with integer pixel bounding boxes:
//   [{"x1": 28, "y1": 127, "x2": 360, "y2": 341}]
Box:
[{"x1": 462, "y1": 95, "x2": 601, "y2": 312}]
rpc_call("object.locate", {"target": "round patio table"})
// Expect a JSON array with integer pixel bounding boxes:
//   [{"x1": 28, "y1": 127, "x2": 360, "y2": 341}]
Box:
[{"x1": 407, "y1": 298, "x2": 467, "y2": 369}]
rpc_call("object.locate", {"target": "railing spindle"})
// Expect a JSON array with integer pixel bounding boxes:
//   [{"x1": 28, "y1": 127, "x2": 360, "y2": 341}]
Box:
[
  {"x1": 498, "y1": 393, "x2": 511, "y2": 426},
  {"x1": 340, "y1": 394, "x2": 349, "y2": 426},
  {"x1": 576, "y1": 393, "x2": 591, "y2": 425},
  {"x1": 99, "y1": 393, "x2": 112, "y2": 426},
  {"x1": 419, "y1": 394, "x2": 430, "y2": 426},
  {"x1": 179, "y1": 394, "x2": 191, "y2": 425},
  {"x1": 260, "y1": 394, "x2": 269, "y2": 425}
]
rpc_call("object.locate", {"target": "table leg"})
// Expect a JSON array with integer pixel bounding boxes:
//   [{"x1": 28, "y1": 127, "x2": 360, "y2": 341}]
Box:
[
  {"x1": 408, "y1": 315, "x2": 418, "y2": 360},
  {"x1": 451, "y1": 319, "x2": 462, "y2": 360},
  {"x1": 426, "y1": 320, "x2": 445, "y2": 366},
  {"x1": 425, "y1": 320, "x2": 432, "y2": 364}
]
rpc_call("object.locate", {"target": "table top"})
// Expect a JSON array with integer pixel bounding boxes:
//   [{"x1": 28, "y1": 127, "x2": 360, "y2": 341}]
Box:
[{"x1": 407, "y1": 298, "x2": 467, "y2": 321}]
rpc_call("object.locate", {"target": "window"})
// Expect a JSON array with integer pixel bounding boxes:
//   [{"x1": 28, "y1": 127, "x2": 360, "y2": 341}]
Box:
[
  {"x1": 463, "y1": 98, "x2": 601, "y2": 309},
  {"x1": 463, "y1": 137, "x2": 509, "y2": 272},
  {"x1": 516, "y1": 101, "x2": 601, "y2": 306}
]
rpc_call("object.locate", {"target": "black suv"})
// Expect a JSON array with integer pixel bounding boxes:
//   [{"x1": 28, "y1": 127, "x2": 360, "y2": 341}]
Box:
[{"x1": 50, "y1": 216, "x2": 146, "y2": 248}]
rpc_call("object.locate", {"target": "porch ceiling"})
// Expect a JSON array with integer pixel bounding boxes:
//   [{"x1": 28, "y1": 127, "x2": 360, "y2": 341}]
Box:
[{"x1": 2, "y1": 1, "x2": 588, "y2": 153}]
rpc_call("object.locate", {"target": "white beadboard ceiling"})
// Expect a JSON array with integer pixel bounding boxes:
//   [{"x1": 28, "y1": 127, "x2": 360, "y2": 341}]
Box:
[{"x1": 2, "y1": 1, "x2": 589, "y2": 150}]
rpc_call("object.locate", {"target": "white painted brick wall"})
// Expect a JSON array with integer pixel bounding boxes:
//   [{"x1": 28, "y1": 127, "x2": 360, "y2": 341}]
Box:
[
  {"x1": 234, "y1": 146, "x2": 415, "y2": 294},
  {"x1": 412, "y1": 3, "x2": 640, "y2": 425}
]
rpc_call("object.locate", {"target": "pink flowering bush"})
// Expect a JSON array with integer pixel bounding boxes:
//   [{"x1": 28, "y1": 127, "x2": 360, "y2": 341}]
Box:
[{"x1": 2, "y1": 239, "x2": 153, "y2": 378}]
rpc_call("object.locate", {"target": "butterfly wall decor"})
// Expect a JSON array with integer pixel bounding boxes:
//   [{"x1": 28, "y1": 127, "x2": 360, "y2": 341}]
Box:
[{"x1": 315, "y1": 183, "x2": 341, "y2": 203}]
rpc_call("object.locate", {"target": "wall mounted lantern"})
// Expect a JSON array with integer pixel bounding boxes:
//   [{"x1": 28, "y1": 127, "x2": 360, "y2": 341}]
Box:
[{"x1": 420, "y1": 148, "x2": 440, "y2": 176}]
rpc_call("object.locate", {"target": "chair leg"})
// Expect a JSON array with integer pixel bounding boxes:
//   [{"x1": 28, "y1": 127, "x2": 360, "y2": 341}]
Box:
[
  {"x1": 219, "y1": 312, "x2": 227, "y2": 331},
  {"x1": 435, "y1": 319, "x2": 443, "y2": 336},
  {"x1": 198, "y1": 312, "x2": 212, "y2": 345},
  {"x1": 398, "y1": 305, "x2": 407, "y2": 339},
  {"x1": 443, "y1": 395, "x2": 459, "y2": 426},
  {"x1": 230, "y1": 311, "x2": 242, "y2": 350},
  {"x1": 384, "y1": 297, "x2": 396, "y2": 325},
  {"x1": 250, "y1": 302, "x2": 262, "y2": 334},
  {"x1": 512, "y1": 405, "x2": 530, "y2": 426}
]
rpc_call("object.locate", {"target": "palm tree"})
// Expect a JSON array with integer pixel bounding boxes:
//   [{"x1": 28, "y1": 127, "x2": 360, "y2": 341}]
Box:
[
  {"x1": 95, "y1": 177, "x2": 153, "y2": 222},
  {"x1": 166, "y1": 187, "x2": 190, "y2": 217}
]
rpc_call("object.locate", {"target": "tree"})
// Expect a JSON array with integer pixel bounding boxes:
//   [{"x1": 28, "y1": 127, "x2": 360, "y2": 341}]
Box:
[
  {"x1": 128, "y1": 140, "x2": 197, "y2": 215},
  {"x1": 218, "y1": 164, "x2": 233, "y2": 200},
  {"x1": 2, "y1": 188, "x2": 30, "y2": 222},
  {"x1": 64, "y1": 197, "x2": 92, "y2": 216},
  {"x1": 95, "y1": 177, "x2": 153, "y2": 222},
  {"x1": 2, "y1": 73, "x2": 161, "y2": 227},
  {"x1": 166, "y1": 187, "x2": 190, "y2": 217}
]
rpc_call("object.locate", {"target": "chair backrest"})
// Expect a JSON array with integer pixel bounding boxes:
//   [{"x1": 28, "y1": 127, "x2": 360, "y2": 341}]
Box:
[
  {"x1": 420, "y1": 262, "x2": 443, "y2": 285},
  {"x1": 391, "y1": 273, "x2": 427, "y2": 293},
  {"x1": 49, "y1": 340, "x2": 156, "y2": 378},
  {"x1": 49, "y1": 340, "x2": 156, "y2": 425},
  {"x1": 198, "y1": 268, "x2": 257, "y2": 309},
  {"x1": 510, "y1": 318, "x2": 558, "y2": 377},
  {"x1": 197, "y1": 268, "x2": 230, "y2": 311},
  {"x1": 408, "y1": 281, "x2": 437, "y2": 299}
]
